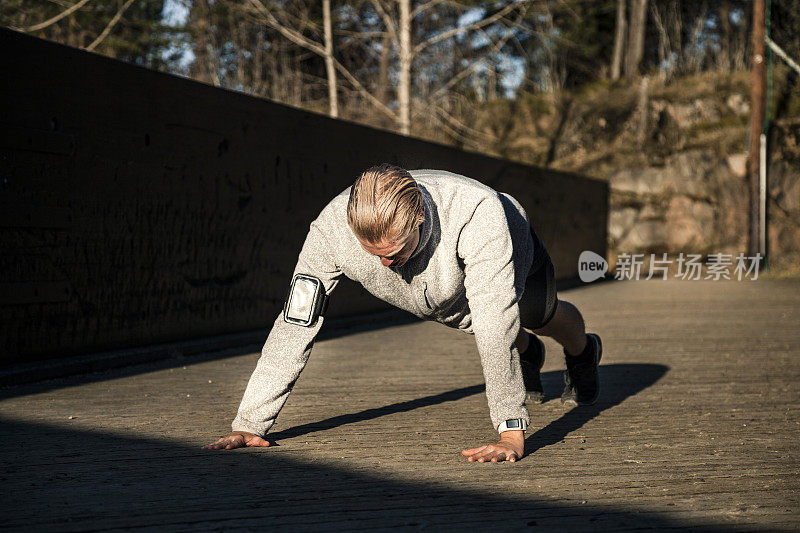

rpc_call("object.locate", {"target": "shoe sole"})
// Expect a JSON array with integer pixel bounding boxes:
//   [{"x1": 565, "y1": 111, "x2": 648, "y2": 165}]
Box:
[{"x1": 561, "y1": 333, "x2": 603, "y2": 407}]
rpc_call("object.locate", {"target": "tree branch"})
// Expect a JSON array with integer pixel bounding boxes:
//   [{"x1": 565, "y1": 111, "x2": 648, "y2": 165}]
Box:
[
  {"x1": 23, "y1": 0, "x2": 92, "y2": 32},
  {"x1": 369, "y1": 0, "x2": 398, "y2": 45},
  {"x1": 248, "y1": 0, "x2": 328, "y2": 57},
  {"x1": 434, "y1": 102, "x2": 496, "y2": 142},
  {"x1": 413, "y1": 0, "x2": 523, "y2": 55},
  {"x1": 337, "y1": 29, "x2": 388, "y2": 38},
  {"x1": 428, "y1": 102, "x2": 492, "y2": 151},
  {"x1": 410, "y1": 0, "x2": 447, "y2": 19},
  {"x1": 331, "y1": 57, "x2": 398, "y2": 121},
  {"x1": 414, "y1": 2, "x2": 527, "y2": 116},
  {"x1": 85, "y1": 0, "x2": 135, "y2": 52},
  {"x1": 247, "y1": 0, "x2": 397, "y2": 121}
]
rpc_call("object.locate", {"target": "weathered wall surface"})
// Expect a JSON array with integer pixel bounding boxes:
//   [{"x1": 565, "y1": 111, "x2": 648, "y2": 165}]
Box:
[
  {"x1": 606, "y1": 122, "x2": 800, "y2": 275},
  {"x1": 0, "y1": 29, "x2": 607, "y2": 365}
]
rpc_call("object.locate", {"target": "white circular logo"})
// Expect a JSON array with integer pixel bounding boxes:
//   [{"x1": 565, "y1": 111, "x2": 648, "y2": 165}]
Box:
[{"x1": 578, "y1": 251, "x2": 608, "y2": 282}]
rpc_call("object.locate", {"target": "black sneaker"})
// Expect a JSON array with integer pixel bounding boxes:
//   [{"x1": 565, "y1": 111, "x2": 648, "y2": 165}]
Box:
[
  {"x1": 561, "y1": 333, "x2": 603, "y2": 406},
  {"x1": 520, "y1": 334, "x2": 546, "y2": 403}
]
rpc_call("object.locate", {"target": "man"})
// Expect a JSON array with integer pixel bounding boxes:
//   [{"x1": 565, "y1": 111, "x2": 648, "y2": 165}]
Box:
[{"x1": 203, "y1": 164, "x2": 602, "y2": 463}]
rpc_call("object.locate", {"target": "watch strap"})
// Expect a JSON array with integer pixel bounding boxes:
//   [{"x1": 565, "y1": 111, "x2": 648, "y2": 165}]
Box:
[{"x1": 498, "y1": 418, "x2": 528, "y2": 433}]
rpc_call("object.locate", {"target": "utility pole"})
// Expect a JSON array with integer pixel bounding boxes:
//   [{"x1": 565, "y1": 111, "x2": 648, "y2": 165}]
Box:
[{"x1": 748, "y1": 0, "x2": 766, "y2": 257}]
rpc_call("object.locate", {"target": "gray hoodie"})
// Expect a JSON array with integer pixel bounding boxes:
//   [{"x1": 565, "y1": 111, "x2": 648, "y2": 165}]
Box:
[{"x1": 232, "y1": 169, "x2": 536, "y2": 435}]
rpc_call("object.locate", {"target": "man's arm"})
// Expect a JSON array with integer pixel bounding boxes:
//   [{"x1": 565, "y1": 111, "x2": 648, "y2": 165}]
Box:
[
  {"x1": 457, "y1": 195, "x2": 529, "y2": 462},
  {"x1": 204, "y1": 219, "x2": 342, "y2": 449}
]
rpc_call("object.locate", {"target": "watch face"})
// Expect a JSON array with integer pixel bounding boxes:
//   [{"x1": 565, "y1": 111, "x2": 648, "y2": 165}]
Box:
[{"x1": 507, "y1": 419, "x2": 520, "y2": 428}]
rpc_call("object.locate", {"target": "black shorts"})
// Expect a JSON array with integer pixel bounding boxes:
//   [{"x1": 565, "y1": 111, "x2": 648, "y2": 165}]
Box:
[{"x1": 518, "y1": 228, "x2": 558, "y2": 330}]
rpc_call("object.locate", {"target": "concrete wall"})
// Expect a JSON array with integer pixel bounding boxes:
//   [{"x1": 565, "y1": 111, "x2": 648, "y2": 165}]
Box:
[{"x1": 0, "y1": 29, "x2": 608, "y2": 365}]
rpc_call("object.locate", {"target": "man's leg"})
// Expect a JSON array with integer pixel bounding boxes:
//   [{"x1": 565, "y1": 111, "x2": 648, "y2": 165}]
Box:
[
  {"x1": 529, "y1": 299, "x2": 587, "y2": 356},
  {"x1": 516, "y1": 254, "x2": 602, "y2": 405},
  {"x1": 515, "y1": 299, "x2": 588, "y2": 363}
]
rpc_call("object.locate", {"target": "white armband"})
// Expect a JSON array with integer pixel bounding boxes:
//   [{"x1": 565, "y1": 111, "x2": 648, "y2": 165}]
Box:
[{"x1": 283, "y1": 274, "x2": 328, "y2": 327}]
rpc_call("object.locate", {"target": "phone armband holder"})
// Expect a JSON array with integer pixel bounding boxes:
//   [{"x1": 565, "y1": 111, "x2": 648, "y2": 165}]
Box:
[{"x1": 283, "y1": 274, "x2": 329, "y2": 327}]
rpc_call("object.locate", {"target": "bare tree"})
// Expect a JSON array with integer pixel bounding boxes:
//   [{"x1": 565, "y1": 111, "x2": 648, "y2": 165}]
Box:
[
  {"x1": 358, "y1": 0, "x2": 528, "y2": 134},
  {"x1": 377, "y1": 31, "x2": 392, "y2": 105},
  {"x1": 322, "y1": 0, "x2": 339, "y2": 117},
  {"x1": 718, "y1": 0, "x2": 731, "y2": 72},
  {"x1": 683, "y1": 1, "x2": 708, "y2": 74},
  {"x1": 397, "y1": 0, "x2": 411, "y2": 134},
  {"x1": 246, "y1": 0, "x2": 348, "y2": 117},
  {"x1": 86, "y1": 0, "x2": 136, "y2": 52},
  {"x1": 3, "y1": 0, "x2": 177, "y2": 69},
  {"x1": 610, "y1": 0, "x2": 626, "y2": 81},
  {"x1": 189, "y1": 0, "x2": 221, "y2": 85},
  {"x1": 15, "y1": 0, "x2": 93, "y2": 32},
  {"x1": 649, "y1": 1, "x2": 671, "y2": 81},
  {"x1": 624, "y1": 0, "x2": 647, "y2": 79}
]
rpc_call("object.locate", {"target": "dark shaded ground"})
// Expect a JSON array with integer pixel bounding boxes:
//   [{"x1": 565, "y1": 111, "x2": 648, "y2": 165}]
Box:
[{"x1": 1, "y1": 279, "x2": 799, "y2": 530}]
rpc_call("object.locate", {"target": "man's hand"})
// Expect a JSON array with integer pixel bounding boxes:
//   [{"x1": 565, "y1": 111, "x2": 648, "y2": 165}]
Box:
[
  {"x1": 202, "y1": 431, "x2": 271, "y2": 450},
  {"x1": 461, "y1": 429, "x2": 524, "y2": 463}
]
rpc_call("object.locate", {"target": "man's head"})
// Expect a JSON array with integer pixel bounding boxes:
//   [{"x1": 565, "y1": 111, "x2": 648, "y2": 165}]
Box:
[{"x1": 347, "y1": 164, "x2": 424, "y2": 267}]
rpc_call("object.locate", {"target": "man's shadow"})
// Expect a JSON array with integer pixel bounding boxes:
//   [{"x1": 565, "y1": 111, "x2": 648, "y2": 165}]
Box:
[
  {"x1": 267, "y1": 383, "x2": 484, "y2": 442},
  {"x1": 525, "y1": 363, "x2": 668, "y2": 455},
  {"x1": 267, "y1": 363, "x2": 668, "y2": 448}
]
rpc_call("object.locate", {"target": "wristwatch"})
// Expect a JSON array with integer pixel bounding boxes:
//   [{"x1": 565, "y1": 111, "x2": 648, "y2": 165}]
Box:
[{"x1": 498, "y1": 418, "x2": 528, "y2": 433}]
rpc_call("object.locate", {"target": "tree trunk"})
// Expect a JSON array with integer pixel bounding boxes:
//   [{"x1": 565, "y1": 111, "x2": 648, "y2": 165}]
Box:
[
  {"x1": 486, "y1": 65, "x2": 497, "y2": 101},
  {"x1": 322, "y1": 0, "x2": 338, "y2": 118},
  {"x1": 718, "y1": 0, "x2": 731, "y2": 72},
  {"x1": 378, "y1": 32, "x2": 391, "y2": 105},
  {"x1": 649, "y1": 2, "x2": 670, "y2": 81},
  {"x1": 610, "y1": 0, "x2": 626, "y2": 80},
  {"x1": 625, "y1": 0, "x2": 648, "y2": 79},
  {"x1": 190, "y1": 0, "x2": 213, "y2": 84},
  {"x1": 398, "y1": 0, "x2": 411, "y2": 135},
  {"x1": 636, "y1": 75, "x2": 650, "y2": 147}
]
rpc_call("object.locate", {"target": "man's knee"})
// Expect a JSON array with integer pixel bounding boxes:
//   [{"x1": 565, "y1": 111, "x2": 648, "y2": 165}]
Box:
[
  {"x1": 530, "y1": 298, "x2": 559, "y2": 334},
  {"x1": 534, "y1": 299, "x2": 585, "y2": 337}
]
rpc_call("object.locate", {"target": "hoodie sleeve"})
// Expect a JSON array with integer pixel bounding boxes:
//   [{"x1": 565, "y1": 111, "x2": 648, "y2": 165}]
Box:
[
  {"x1": 232, "y1": 218, "x2": 343, "y2": 437},
  {"x1": 457, "y1": 195, "x2": 530, "y2": 432}
]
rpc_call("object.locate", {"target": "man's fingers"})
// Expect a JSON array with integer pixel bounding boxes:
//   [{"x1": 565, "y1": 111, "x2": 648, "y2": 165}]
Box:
[
  {"x1": 202, "y1": 438, "x2": 227, "y2": 450},
  {"x1": 201, "y1": 433, "x2": 270, "y2": 451},
  {"x1": 203, "y1": 436, "x2": 242, "y2": 450},
  {"x1": 461, "y1": 445, "x2": 488, "y2": 456},
  {"x1": 464, "y1": 444, "x2": 497, "y2": 462},
  {"x1": 472, "y1": 447, "x2": 494, "y2": 462},
  {"x1": 479, "y1": 452, "x2": 503, "y2": 462},
  {"x1": 473, "y1": 445, "x2": 498, "y2": 459},
  {"x1": 465, "y1": 445, "x2": 520, "y2": 463}
]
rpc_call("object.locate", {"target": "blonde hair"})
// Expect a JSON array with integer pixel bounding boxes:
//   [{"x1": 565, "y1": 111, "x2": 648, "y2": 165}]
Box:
[{"x1": 347, "y1": 164, "x2": 423, "y2": 244}]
